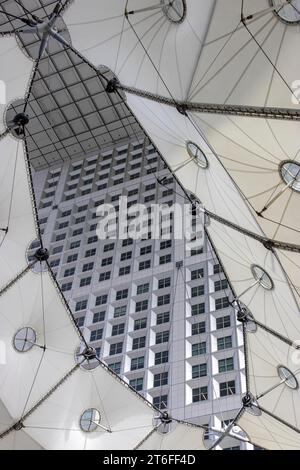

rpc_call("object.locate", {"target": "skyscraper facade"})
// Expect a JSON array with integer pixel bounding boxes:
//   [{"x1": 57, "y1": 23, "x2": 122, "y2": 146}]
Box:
[{"x1": 32, "y1": 135, "x2": 247, "y2": 450}]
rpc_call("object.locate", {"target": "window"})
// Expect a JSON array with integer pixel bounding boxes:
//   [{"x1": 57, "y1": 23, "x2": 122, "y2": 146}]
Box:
[
  {"x1": 192, "y1": 303, "x2": 205, "y2": 316},
  {"x1": 112, "y1": 324, "x2": 125, "y2": 336},
  {"x1": 191, "y1": 268, "x2": 204, "y2": 280},
  {"x1": 135, "y1": 300, "x2": 148, "y2": 312},
  {"x1": 90, "y1": 329, "x2": 103, "y2": 342},
  {"x1": 192, "y1": 342, "x2": 206, "y2": 356},
  {"x1": 156, "y1": 331, "x2": 169, "y2": 344},
  {"x1": 219, "y1": 357, "x2": 234, "y2": 373},
  {"x1": 88, "y1": 236, "x2": 98, "y2": 244},
  {"x1": 70, "y1": 241, "x2": 80, "y2": 249},
  {"x1": 157, "y1": 312, "x2": 170, "y2": 325},
  {"x1": 214, "y1": 264, "x2": 223, "y2": 275},
  {"x1": 215, "y1": 279, "x2": 228, "y2": 292},
  {"x1": 132, "y1": 336, "x2": 146, "y2": 350},
  {"x1": 137, "y1": 283, "x2": 149, "y2": 295},
  {"x1": 192, "y1": 322, "x2": 206, "y2": 335},
  {"x1": 80, "y1": 277, "x2": 91, "y2": 287},
  {"x1": 50, "y1": 259, "x2": 60, "y2": 268},
  {"x1": 61, "y1": 282, "x2": 72, "y2": 292},
  {"x1": 58, "y1": 222, "x2": 68, "y2": 229},
  {"x1": 110, "y1": 342, "x2": 123, "y2": 356},
  {"x1": 158, "y1": 278, "x2": 171, "y2": 289},
  {"x1": 64, "y1": 268, "x2": 75, "y2": 277},
  {"x1": 114, "y1": 306, "x2": 127, "y2": 318},
  {"x1": 77, "y1": 205, "x2": 88, "y2": 213},
  {"x1": 192, "y1": 363, "x2": 207, "y2": 379},
  {"x1": 104, "y1": 243, "x2": 115, "y2": 252},
  {"x1": 220, "y1": 381, "x2": 236, "y2": 397},
  {"x1": 93, "y1": 311, "x2": 105, "y2": 323},
  {"x1": 192, "y1": 386, "x2": 208, "y2": 403},
  {"x1": 67, "y1": 254, "x2": 78, "y2": 263},
  {"x1": 131, "y1": 356, "x2": 144, "y2": 371},
  {"x1": 75, "y1": 217, "x2": 85, "y2": 224},
  {"x1": 191, "y1": 285, "x2": 205, "y2": 297},
  {"x1": 160, "y1": 240, "x2": 172, "y2": 250},
  {"x1": 154, "y1": 372, "x2": 168, "y2": 388},
  {"x1": 140, "y1": 246, "x2": 152, "y2": 256},
  {"x1": 216, "y1": 316, "x2": 231, "y2": 330},
  {"x1": 217, "y1": 336, "x2": 232, "y2": 351},
  {"x1": 95, "y1": 295, "x2": 108, "y2": 306},
  {"x1": 75, "y1": 300, "x2": 88, "y2": 312},
  {"x1": 119, "y1": 266, "x2": 131, "y2": 276},
  {"x1": 157, "y1": 294, "x2": 170, "y2": 306},
  {"x1": 102, "y1": 257, "x2": 113, "y2": 267},
  {"x1": 215, "y1": 297, "x2": 230, "y2": 311},
  {"x1": 82, "y1": 263, "x2": 94, "y2": 272},
  {"x1": 134, "y1": 318, "x2": 147, "y2": 331},
  {"x1": 155, "y1": 351, "x2": 169, "y2": 365},
  {"x1": 159, "y1": 254, "x2": 171, "y2": 265},
  {"x1": 108, "y1": 362, "x2": 121, "y2": 375},
  {"x1": 121, "y1": 251, "x2": 132, "y2": 261},
  {"x1": 116, "y1": 289, "x2": 128, "y2": 300},
  {"x1": 191, "y1": 248, "x2": 203, "y2": 256},
  {"x1": 61, "y1": 210, "x2": 72, "y2": 218},
  {"x1": 122, "y1": 239, "x2": 133, "y2": 247},
  {"x1": 52, "y1": 246, "x2": 63, "y2": 254},
  {"x1": 139, "y1": 260, "x2": 151, "y2": 271},
  {"x1": 99, "y1": 271, "x2": 111, "y2": 282},
  {"x1": 85, "y1": 249, "x2": 96, "y2": 258},
  {"x1": 129, "y1": 378, "x2": 143, "y2": 392},
  {"x1": 153, "y1": 395, "x2": 168, "y2": 410}
]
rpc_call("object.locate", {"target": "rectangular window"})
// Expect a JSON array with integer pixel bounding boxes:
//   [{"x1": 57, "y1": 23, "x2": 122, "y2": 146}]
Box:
[
  {"x1": 192, "y1": 386, "x2": 208, "y2": 402},
  {"x1": 215, "y1": 279, "x2": 228, "y2": 292},
  {"x1": 64, "y1": 268, "x2": 75, "y2": 277},
  {"x1": 217, "y1": 336, "x2": 232, "y2": 351},
  {"x1": 131, "y1": 356, "x2": 144, "y2": 371},
  {"x1": 93, "y1": 311, "x2": 105, "y2": 323},
  {"x1": 139, "y1": 260, "x2": 151, "y2": 271},
  {"x1": 134, "y1": 318, "x2": 147, "y2": 331},
  {"x1": 157, "y1": 312, "x2": 170, "y2": 325},
  {"x1": 85, "y1": 249, "x2": 96, "y2": 258},
  {"x1": 119, "y1": 266, "x2": 131, "y2": 276},
  {"x1": 192, "y1": 342, "x2": 206, "y2": 356},
  {"x1": 153, "y1": 372, "x2": 168, "y2": 388},
  {"x1": 220, "y1": 380, "x2": 236, "y2": 397},
  {"x1": 121, "y1": 251, "x2": 132, "y2": 261},
  {"x1": 157, "y1": 295, "x2": 170, "y2": 306},
  {"x1": 215, "y1": 297, "x2": 230, "y2": 311},
  {"x1": 102, "y1": 257, "x2": 113, "y2": 267},
  {"x1": 67, "y1": 254, "x2": 78, "y2": 263},
  {"x1": 137, "y1": 283, "x2": 149, "y2": 295},
  {"x1": 214, "y1": 264, "x2": 223, "y2": 275},
  {"x1": 216, "y1": 316, "x2": 231, "y2": 330},
  {"x1": 129, "y1": 378, "x2": 143, "y2": 392},
  {"x1": 192, "y1": 363, "x2": 207, "y2": 379},
  {"x1": 191, "y1": 303, "x2": 205, "y2": 316},
  {"x1": 110, "y1": 342, "x2": 123, "y2": 356},
  {"x1": 112, "y1": 324, "x2": 125, "y2": 336},
  {"x1": 219, "y1": 357, "x2": 234, "y2": 373},
  {"x1": 70, "y1": 241, "x2": 80, "y2": 249},
  {"x1": 191, "y1": 285, "x2": 205, "y2": 297},
  {"x1": 80, "y1": 277, "x2": 91, "y2": 287},
  {"x1": 158, "y1": 278, "x2": 171, "y2": 289},
  {"x1": 114, "y1": 306, "x2": 127, "y2": 318},
  {"x1": 95, "y1": 295, "x2": 108, "y2": 306},
  {"x1": 75, "y1": 300, "x2": 88, "y2": 312},
  {"x1": 104, "y1": 243, "x2": 115, "y2": 252},
  {"x1": 90, "y1": 329, "x2": 103, "y2": 342},
  {"x1": 160, "y1": 240, "x2": 172, "y2": 250},
  {"x1": 99, "y1": 271, "x2": 111, "y2": 282},
  {"x1": 191, "y1": 268, "x2": 204, "y2": 280},
  {"x1": 155, "y1": 351, "x2": 169, "y2": 365},
  {"x1": 192, "y1": 322, "x2": 206, "y2": 335},
  {"x1": 116, "y1": 289, "x2": 128, "y2": 300},
  {"x1": 156, "y1": 331, "x2": 169, "y2": 344},
  {"x1": 135, "y1": 300, "x2": 148, "y2": 312},
  {"x1": 132, "y1": 336, "x2": 146, "y2": 350},
  {"x1": 153, "y1": 395, "x2": 168, "y2": 410},
  {"x1": 61, "y1": 282, "x2": 72, "y2": 292},
  {"x1": 140, "y1": 246, "x2": 152, "y2": 256},
  {"x1": 82, "y1": 263, "x2": 94, "y2": 272},
  {"x1": 159, "y1": 254, "x2": 172, "y2": 265},
  {"x1": 108, "y1": 362, "x2": 121, "y2": 375}
]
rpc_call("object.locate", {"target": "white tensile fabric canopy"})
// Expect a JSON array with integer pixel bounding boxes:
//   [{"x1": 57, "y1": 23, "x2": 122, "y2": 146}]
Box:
[
  {"x1": 62, "y1": 0, "x2": 300, "y2": 449},
  {"x1": 0, "y1": 5, "x2": 208, "y2": 450}
]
